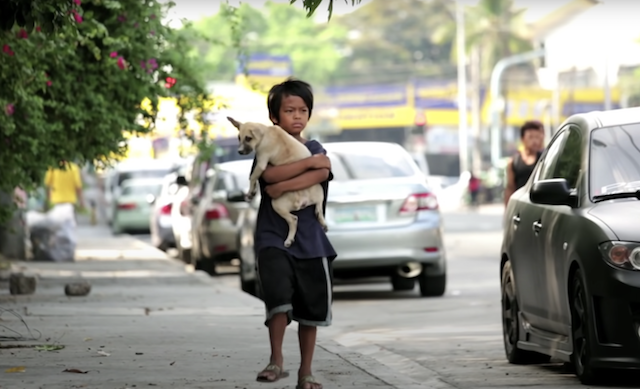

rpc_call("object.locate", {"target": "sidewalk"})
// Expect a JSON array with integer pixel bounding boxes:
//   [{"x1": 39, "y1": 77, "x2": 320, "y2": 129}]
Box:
[{"x1": 0, "y1": 224, "x2": 424, "y2": 389}]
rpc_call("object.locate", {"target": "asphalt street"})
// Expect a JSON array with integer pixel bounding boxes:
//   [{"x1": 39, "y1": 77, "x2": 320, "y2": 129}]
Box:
[{"x1": 146, "y1": 206, "x2": 640, "y2": 389}]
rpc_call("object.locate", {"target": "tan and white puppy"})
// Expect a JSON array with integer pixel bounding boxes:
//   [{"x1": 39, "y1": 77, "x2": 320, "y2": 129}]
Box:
[{"x1": 228, "y1": 117, "x2": 328, "y2": 247}]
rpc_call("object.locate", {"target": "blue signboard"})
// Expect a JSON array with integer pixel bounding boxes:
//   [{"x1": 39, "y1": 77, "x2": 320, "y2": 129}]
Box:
[
  {"x1": 322, "y1": 84, "x2": 408, "y2": 108},
  {"x1": 236, "y1": 53, "x2": 293, "y2": 77}
]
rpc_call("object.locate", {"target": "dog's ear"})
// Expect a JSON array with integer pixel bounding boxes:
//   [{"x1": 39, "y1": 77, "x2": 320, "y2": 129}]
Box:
[{"x1": 227, "y1": 116, "x2": 242, "y2": 129}]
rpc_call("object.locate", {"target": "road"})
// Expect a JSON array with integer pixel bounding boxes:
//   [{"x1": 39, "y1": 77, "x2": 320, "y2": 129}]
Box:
[{"x1": 132, "y1": 207, "x2": 640, "y2": 388}]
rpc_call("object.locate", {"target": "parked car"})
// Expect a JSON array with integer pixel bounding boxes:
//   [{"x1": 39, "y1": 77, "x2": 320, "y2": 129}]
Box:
[
  {"x1": 229, "y1": 141, "x2": 447, "y2": 297},
  {"x1": 111, "y1": 178, "x2": 163, "y2": 234},
  {"x1": 103, "y1": 159, "x2": 182, "y2": 226},
  {"x1": 149, "y1": 173, "x2": 181, "y2": 251},
  {"x1": 501, "y1": 107, "x2": 640, "y2": 385},
  {"x1": 187, "y1": 160, "x2": 252, "y2": 274}
]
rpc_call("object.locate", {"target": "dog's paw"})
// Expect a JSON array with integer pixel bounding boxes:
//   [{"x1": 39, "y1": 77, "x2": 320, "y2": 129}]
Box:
[
  {"x1": 284, "y1": 239, "x2": 293, "y2": 247},
  {"x1": 245, "y1": 193, "x2": 254, "y2": 202}
]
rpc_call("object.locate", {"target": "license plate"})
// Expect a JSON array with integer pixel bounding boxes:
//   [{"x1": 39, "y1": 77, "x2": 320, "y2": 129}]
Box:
[{"x1": 333, "y1": 206, "x2": 378, "y2": 223}]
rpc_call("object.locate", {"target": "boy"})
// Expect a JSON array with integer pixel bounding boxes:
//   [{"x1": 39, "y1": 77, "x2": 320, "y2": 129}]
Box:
[
  {"x1": 504, "y1": 120, "x2": 545, "y2": 207},
  {"x1": 253, "y1": 78, "x2": 336, "y2": 389}
]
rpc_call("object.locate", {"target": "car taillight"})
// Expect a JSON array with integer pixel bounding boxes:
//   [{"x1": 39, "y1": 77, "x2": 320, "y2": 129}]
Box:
[
  {"x1": 160, "y1": 203, "x2": 172, "y2": 215},
  {"x1": 180, "y1": 200, "x2": 189, "y2": 216},
  {"x1": 205, "y1": 203, "x2": 229, "y2": 220},
  {"x1": 400, "y1": 193, "x2": 438, "y2": 214},
  {"x1": 118, "y1": 203, "x2": 136, "y2": 210}
]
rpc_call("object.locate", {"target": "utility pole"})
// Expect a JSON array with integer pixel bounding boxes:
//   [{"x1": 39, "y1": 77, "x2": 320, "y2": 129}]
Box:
[
  {"x1": 489, "y1": 49, "x2": 545, "y2": 167},
  {"x1": 470, "y1": 46, "x2": 482, "y2": 175},
  {"x1": 456, "y1": 0, "x2": 469, "y2": 175}
]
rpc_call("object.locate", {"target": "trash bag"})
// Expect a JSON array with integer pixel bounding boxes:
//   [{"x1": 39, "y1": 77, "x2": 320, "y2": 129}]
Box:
[{"x1": 29, "y1": 204, "x2": 77, "y2": 262}]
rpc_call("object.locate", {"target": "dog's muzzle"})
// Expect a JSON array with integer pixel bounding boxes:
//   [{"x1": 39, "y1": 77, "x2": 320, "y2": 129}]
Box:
[{"x1": 238, "y1": 145, "x2": 251, "y2": 155}]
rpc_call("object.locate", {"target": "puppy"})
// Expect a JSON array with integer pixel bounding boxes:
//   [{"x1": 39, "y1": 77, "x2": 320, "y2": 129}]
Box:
[{"x1": 227, "y1": 117, "x2": 328, "y2": 247}]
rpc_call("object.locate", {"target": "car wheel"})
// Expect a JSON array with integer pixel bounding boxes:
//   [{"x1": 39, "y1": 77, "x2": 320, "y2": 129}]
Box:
[
  {"x1": 178, "y1": 245, "x2": 191, "y2": 265},
  {"x1": 418, "y1": 272, "x2": 446, "y2": 297},
  {"x1": 391, "y1": 274, "x2": 415, "y2": 291},
  {"x1": 501, "y1": 260, "x2": 551, "y2": 364},
  {"x1": 570, "y1": 269, "x2": 601, "y2": 385}
]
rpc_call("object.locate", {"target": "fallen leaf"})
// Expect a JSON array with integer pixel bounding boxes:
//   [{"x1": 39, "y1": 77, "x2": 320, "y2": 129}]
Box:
[
  {"x1": 5, "y1": 366, "x2": 25, "y2": 373},
  {"x1": 144, "y1": 308, "x2": 150, "y2": 315},
  {"x1": 34, "y1": 344, "x2": 65, "y2": 352},
  {"x1": 169, "y1": 361, "x2": 175, "y2": 366},
  {"x1": 97, "y1": 351, "x2": 110, "y2": 357},
  {"x1": 135, "y1": 352, "x2": 143, "y2": 355},
  {"x1": 63, "y1": 368, "x2": 88, "y2": 374},
  {"x1": 83, "y1": 337, "x2": 92, "y2": 342}
]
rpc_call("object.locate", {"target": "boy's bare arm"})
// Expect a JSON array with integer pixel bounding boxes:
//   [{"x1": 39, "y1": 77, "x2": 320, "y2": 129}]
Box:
[
  {"x1": 504, "y1": 158, "x2": 516, "y2": 207},
  {"x1": 261, "y1": 154, "x2": 331, "y2": 184},
  {"x1": 270, "y1": 169, "x2": 330, "y2": 196}
]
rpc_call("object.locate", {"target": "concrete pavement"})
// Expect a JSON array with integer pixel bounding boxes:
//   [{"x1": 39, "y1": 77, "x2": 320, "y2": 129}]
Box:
[{"x1": 0, "y1": 223, "x2": 428, "y2": 389}]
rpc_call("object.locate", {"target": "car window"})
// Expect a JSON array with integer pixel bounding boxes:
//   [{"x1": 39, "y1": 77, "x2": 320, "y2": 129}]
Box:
[
  {"x1": 590, "y1": 123, "x2": 640, "y2": 196},
  {"x1": 537, "y1": 129, "x2": 568, "y2": 181},
  {"x1": 551, "y1": 127, "x2": 583, "y2": 188},
  {"x1": 117, "y1": 170, "x2": 169, "y2": 186},
  {"x1": 329, "y1": 149, "x2": 416, "y2": 181},
  {"x1": 121, "y1": 184, "x2": 161, "y2": 196}
]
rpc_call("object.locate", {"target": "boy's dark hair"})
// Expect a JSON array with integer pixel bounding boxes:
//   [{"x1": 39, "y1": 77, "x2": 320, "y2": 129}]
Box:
[
  {"x1": 267, "y1": 78, "x2": 314, "y2": 124},
  {"x1": 520, "y1": 120, "x2": 544, "y2": 138}
]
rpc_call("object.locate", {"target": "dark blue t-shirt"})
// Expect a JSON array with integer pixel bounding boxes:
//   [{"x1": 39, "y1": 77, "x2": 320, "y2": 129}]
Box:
[{"x1": 253, "y1": 139, "x2": 337, "y2": 260}]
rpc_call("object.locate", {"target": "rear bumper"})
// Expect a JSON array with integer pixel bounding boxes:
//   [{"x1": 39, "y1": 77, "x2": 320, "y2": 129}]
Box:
[
  {"x1": 329, "y1": 218, "x2": 445, "y2": 275},
  {"x1": 203, "y1": 220, "x2": 239, "y2": 262},
  {"x1": 114, "y1": 211, "x2": 151, "y2": 230}
]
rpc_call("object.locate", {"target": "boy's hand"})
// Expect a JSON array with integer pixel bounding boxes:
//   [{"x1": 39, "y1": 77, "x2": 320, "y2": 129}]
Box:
[
  {"x1": 308, "y1": 154, "x2": 331, "y2": 170},
  {"x1": 265, "y1": 183, "x2": 285, "y2": 199}
]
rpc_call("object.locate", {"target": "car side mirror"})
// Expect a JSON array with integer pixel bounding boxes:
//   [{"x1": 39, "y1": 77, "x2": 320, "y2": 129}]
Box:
[
  {"x1": 227, "y1": 189, "x2": 246, "y2": 203},
  {"x1": 530, "y1": 178, "x2": 577, "y2": 207},
  {"x1": 176, "y1": 175, "x2": 188, "y2": 186}
]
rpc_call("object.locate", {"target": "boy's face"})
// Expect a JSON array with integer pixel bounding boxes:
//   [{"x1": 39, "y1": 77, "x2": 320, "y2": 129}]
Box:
[
  {"x1": 522, "y1": 128, "x2": 544, "y2": 151},
  {"x1": 272, "y1": 95, "x2": 309, "y2": 137}
]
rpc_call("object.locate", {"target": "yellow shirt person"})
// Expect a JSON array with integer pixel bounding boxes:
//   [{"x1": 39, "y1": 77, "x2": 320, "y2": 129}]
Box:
[{"x1": 44, "y1": 162, "x2": 84, "y2": 207}]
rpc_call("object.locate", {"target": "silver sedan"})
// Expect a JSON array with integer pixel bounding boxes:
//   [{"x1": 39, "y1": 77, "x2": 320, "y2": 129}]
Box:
[{"x1": 229, "y1": 141, "x2": 447, "y2": 298}]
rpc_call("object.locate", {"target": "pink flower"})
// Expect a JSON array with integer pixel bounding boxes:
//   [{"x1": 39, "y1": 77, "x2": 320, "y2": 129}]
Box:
[
  {"x1": 110, "y1": 51, "x2": 118, "y2": 58},
  {"x1": 36, "y1": 26, "x2": 42, "y2": 32},
  {"x1": 117, "y1": 57, "x2": 126, "y2": 70},
  {"x1": 118, "y1": 15, "x2": 127, "y2": 22},
  {"x1": 140, "y1": 60, "x2": 146, "y2": 69},
  {"x1": 5, "y1": 104, "x2": 15, "y2": 116},
  {"x1": 73, "y1": 0, "x2": 81, "y2": 5},
  {"x1": 3, "y1": 44, "x2": 14, "y2": 56},
  {"x1": 46, "y1": 80, "x2": 52, "y2": 87},
  {"x1": 17, "y1": 29, "x2": 28, "y2": 39},
  {"x1": 72, "y1": 10, "x2": 83, "y2": 23}
]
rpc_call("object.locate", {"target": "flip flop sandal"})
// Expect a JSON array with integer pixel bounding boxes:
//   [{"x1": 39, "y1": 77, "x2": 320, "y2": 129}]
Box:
[
  {"x1": 296, "y1": 375, "x2": 323, "y2": 389},
  {"x1": 256, "y1": 363, "x2": 289, "y2": 382}
]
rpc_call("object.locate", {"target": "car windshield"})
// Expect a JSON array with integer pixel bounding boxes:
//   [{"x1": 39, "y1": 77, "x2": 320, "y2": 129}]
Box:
[
  {"x1": 329, "y1": 149, "x2": 417, "y2": 181},
  {"x1": 590, "y1": 123, "x2": 640, "y2": 197},
  {"x1": 117, "y1": 169, "x2": 171, "y2": 186},
  {"x1": 121, "y1": 183, "x2": 162, "y2": 196}
]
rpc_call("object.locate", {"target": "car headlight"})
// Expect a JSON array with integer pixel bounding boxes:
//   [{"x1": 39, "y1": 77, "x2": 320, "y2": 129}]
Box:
[{"x1": 599, "y1": 241, "x2": 640, "y2": 270}]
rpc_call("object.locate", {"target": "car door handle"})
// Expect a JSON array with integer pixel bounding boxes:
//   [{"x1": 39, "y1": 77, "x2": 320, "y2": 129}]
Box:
[
  {"x1": 512, "y1": 215, "x2": 521, "y2": 225},
  {"x1": 532, "y1": 220, "x2": 543, "y2": 234}
]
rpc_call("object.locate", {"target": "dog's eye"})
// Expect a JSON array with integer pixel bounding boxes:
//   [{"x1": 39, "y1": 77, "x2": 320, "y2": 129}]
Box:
[{"x1": 244, "y1": 136, "x2": 252, "y2": 142}]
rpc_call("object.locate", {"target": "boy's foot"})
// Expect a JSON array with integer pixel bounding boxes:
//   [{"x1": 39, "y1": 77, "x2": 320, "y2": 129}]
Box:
[
  {"x1": 256, "y1": 364, "x2": 289, "y2": 382},
  {"x1": 296, "y1": 375, "x2": 323, "y2": 389}
]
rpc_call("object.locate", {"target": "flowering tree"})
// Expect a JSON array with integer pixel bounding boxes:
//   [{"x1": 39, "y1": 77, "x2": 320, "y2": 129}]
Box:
[{"x1": 0, "y1": 0, "x2": 210, "y2": 219}]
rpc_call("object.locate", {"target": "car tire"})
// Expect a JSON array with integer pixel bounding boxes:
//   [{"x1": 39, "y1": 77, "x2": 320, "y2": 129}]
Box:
[
  {"x1": 391, "y1": 274, "x2": 415, "y2": 291},
  {"x1": 418, "y1": 272, "x2": 446, "y2": 297},
  {"x1": 178, "y1": 245, "x2": 191, "y2": 265},
  {"x1": 570, "y1": 269, "x2": 601, "y2": 385},
  {"x1": 501, "y1": 260, "x2": 551, "y2": 365}
]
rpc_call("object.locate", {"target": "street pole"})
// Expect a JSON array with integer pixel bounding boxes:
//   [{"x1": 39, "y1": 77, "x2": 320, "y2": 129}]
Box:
[
  {"x1": 456, "y1": 0, "x2": 469, "y2": 175},
  {"x1": 489, "y1": 49, "x2": 545, "y2": 167},
  {"x1": 603, "y1": 55, "x2": 612, "y2": 110}
]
